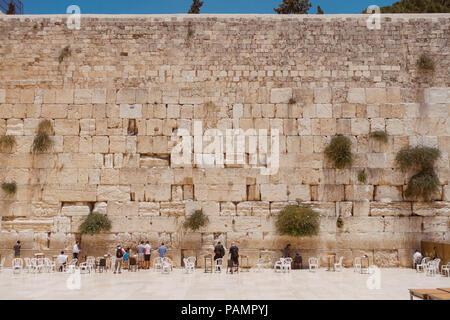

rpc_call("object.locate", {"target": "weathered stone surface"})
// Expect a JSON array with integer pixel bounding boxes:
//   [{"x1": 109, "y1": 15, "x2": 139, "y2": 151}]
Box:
[{"x1": 270, "y1": 88, "x2": 292, "y2": 104}]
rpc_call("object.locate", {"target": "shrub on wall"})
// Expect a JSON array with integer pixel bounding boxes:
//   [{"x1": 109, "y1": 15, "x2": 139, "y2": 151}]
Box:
[
  {"x1": 0, "y1": 135, "x2": 16, "y2": 153},
  {"x1": 184, "y1": 210, "x2": 209, "y2": 231},
  {"x1": 324, "y1": 135, "x2": 353, "y2": 169},
  {"x1": 369, "y1": 130, "x2": 389, "y2": 143},
  {"x1": 395, "y1": 146, "x2": 441, "y2": 201},
  {"x1": 336, "y1": 216, "x2": 344, "y2": 229},
  {"x1": 79, "y1": 212, "x2": 112, "y2": 235},
  {"x1": 416, "y1": 53, "x2": 435, "y2": 72},
  {"x1": 1, "y1": 181, "x2": 17, "y2": 194},
  {"x1": 58, "y1": 46, "x2": 71, "y2": 64},
  {"x1": 275, "y1": 206, "x2": 320, "y2": 237},
  {"x1": 358, "y1": 170, "x2": 367, "y2": 183},
  {"x1": 32, "y1": 120, "x2": 54, "y2": 154}
]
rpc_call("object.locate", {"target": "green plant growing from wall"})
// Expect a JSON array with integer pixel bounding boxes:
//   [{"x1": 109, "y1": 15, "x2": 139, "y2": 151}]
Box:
[
  {"x1": 79, "y1": 212, "x2": 112, "y2": 235},
  {"x1": 395, "y1": 146, "x2": 441, "y2": 201},
  {"x1": 275, "y1": 206, "x2": 320, "y2": 237},
  {"x1": 1, "y1": 181, "x2": 17, "y2": 194},
  {"x1": 369, "y1": 130, "x2": 389, "y2": 143},
  {"x1": 58, "y1": 45, "x2": 71, "y2": 64},
  {"x1": 358, "y1": 170, "x2": 367, "y2": 184},
  {"x1": 183, "y1": 210, "x2": 209, "y2": 231},
  {"x1": 416, "y1": 53, "x2": 435, "y2": 72},
  {"x1": 0, "y1": 135, "x2": 16, "y2": 153},
  {"x1": 32, "y1": 120, "x2": 54, "y2": 154},
  {"x1": 324, "y1": 135, "x2": 353, "y2": 169},
  {"x1": 336, "y1": 216, "x2": 344, "y2": 229}
]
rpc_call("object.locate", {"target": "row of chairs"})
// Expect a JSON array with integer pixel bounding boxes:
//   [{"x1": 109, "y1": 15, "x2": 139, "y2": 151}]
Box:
[
  {"x1": 416, "y1": 257, "x2": 449, "y2": 277},
  {"x1": 11, "y1": 257, "x2": 78, "y2": 274}
]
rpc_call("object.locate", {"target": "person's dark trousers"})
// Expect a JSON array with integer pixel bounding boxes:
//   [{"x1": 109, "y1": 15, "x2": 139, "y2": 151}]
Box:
[{"x1": 73, "y1": 253, "x2": 78, "y2": 261}]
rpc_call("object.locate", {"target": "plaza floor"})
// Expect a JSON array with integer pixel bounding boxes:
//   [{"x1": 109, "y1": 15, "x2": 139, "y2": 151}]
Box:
[{"x1": 0, "y1": 267, "x2": 449, "y2": 300}]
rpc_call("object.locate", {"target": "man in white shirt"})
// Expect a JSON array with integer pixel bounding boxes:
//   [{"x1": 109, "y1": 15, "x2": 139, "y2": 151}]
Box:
[
  {"x1": 413, "y1": 250, "x2": 423, "y2": 269},
  {"x1": 144, "y1": 241, "x2": 152, "y2": 269},
  {"x1": 56, "y1": 251, "x2": 68, "y2": 272},
  {"x1": 73, "y1": 241, "x2": 80, "y2": 261}
]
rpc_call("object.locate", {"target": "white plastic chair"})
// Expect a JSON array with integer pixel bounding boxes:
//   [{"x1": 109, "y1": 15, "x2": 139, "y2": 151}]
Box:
[
  {"x1": 274, "y1": 258, "x2": 285, "y2": 272},
  {"x1": 0, "y1": 257, "x2": 5, "y2": 272},
  {"x1": 12, "y1": 258, "x2": 23, "y2": 274},
  {"x1": 309, "y1": 257, "x2": 319, "y2": 272},
  {"x1": 161, "y1": 257, "x2": 172, "y2": 274},
  {"x1": 354, "y1": 257, "x2": 362, "y2": 273},
  {"x1": 214, "y1": 258, "x2": 223, "y2": 273},
  {"x1": 44, "y1": 258, "x2": 56, "y2": 273},
  {"x1": 153, "y1": 257, "x2": 163, "y2": 271},
  {"x1": 283, "y1": 258, "x2": 292, "y2": 273},
  {"x1": 23, "y1": 257, "x2": 32, "y2": 273},
  {"x1": 65, "y1": 259, "x2": 78, "y2": 273},
  {"x1": 334, "y1": 256, "x2": 344, "y2": 272},
  {"x1": 441, "y1": 263, "x2": 450, "y2": 277},
  {"x1": 110, "y1": 257, "x2": 117, "y2": 272},
  {"x1": 256, "y1": 258, "x2": 265, "y2": 272},
  {"x1": 425, "y1": 259, "x2": 440, "y2": 276},
  {"x1": 416, "y1": 257, "x2": 430, "y2": 272}
]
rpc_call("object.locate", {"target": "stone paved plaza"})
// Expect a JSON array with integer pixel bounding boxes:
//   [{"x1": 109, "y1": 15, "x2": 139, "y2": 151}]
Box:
[{"x1": 0, "y1": 268, "x2": 449, "y2": 300}]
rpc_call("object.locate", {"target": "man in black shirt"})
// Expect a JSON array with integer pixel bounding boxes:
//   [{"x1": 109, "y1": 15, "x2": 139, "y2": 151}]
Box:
[
  {"x1": 214, "y1": 242, "x2": 225, "y2": 261},
  {"x1": 229, "y1": 242, "x2": 239, "y2": 273},
  {"x1": 13, "y1": 241, "x2": 21, "y2": 258}
]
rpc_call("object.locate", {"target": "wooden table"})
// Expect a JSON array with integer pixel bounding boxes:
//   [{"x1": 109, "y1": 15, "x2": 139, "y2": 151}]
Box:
[
  {"x1": 409, "y1": 289, "x2": 447, "y2": 300},
  {"x1": 427, "y1": 293, "x2": 450, "y2": 300},
  {"x1": 327, "y1": 254, "x2": 336, "y2": 271},
  {"x1": 437, "y1": 288, "x2": 450, "y2": 293}
]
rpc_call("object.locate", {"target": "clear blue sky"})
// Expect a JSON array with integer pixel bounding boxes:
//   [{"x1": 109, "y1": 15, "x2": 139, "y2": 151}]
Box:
[{"x1": 23, "y1": 0, "x2": 398, "y2": 14}]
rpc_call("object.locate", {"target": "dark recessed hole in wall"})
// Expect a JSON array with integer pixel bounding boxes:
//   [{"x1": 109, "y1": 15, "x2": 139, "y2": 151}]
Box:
[
  {"x1": 120, "y1": 52, "x2": 128, "y2": 56},
  {"x1": 128, "y1": 119, "x2": 137, "y2": 136}
]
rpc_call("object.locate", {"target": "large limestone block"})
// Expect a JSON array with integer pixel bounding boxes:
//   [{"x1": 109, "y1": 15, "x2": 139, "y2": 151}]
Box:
[
  {"x1": 220, "y1": 202, "x2": 236, "y2": 216},
  {"x1": 41, "y1": 105, "x2": 68, "y2": 119},
  {"x1": 317, "y1": 184, "x2": 344, "y2": 202},
  {"x1": 120, "y1": 104, "x2": 142, "y2": 119},
  {"x1": 421, "y1": 216, "x2": 449, "y2": 232},
  {"x1": 145, "y1": 184, "x2": 171, "y2": 202},
  {"x1": 61, "y1": 205, "x2": 91, "y2": 216},
  {"x1": 116, "y1": 88, "x2": 136, "y2": 104},
  {"x1": 31, "y1": 201, "x2": 61, "y2": 217},
  {"x1": 107, "y1": 201, "x2": 138, "y2": 216},
  {"x1": 370, "y1": 202, "x2": 412, "y2": 216},
  {"x1": 261, "y1": 184, "x2": 287, "y2": 201},
  {"x1": 345, "y1": 185, "x2": 374, "y2": 201},
  {"x1": 147, "y1": 216, "x2": 182, "y2": 233},
  {"x1": 412, "y1": 202, "x2": 450, "y2": 216},
  {"x1": 374, "y1": 186, "x2": 403, "y2": 202},
  {"x1": 55, "y1": 89, "x2": 74, "y2": 104},
  {"x1": 74, "y1": 89, "x2": 92, "y2": 104},
  {"x1": 366, "y1": 88, "x2": 387, "y2": 104},
  {"x1": 270, "y1": 88, "x2": 292, "y2": 104},
  {"x1": 54, "y1": 120, "x2": 79, "y2": 136},
  {"x1": 138, "y1": 202, "x2": 160, "y2": 216},
  {"x1": 341, "y1": 217, "x2": 384, "y2": 233},
  {"x1": 347, "y1": 88, "x2": 366, "y2": 104},
  {"x1": 288, "y1": 184, "x2": 311, "y2": 201},
  {"x1": 2, "y1": 218, "x2": 54, "y2": 232},
  {"x1": 374, "y1": 250, "x2": 399, "y2": 267},
  {"x1": 351, "y1": 118, "x2": 370, "y2": 135},
  {"x1": 194, "y1": 184, "x2": 246, "y2": 202},
  {"x1": 97, "y1": 186, "x2": 131, "y2": 202},
  {"x1": 43, "y1": 185, "x2": 97, "y2": 202},
  {"x1": 353, "y1": 200, "x2": 370, "y2": 216},
  {"x1": 424, "y1": 87, "x2": 449, "y2": 104},
  {"x1": 0, "y1": 89, "x2": 5, "y2": 103},
  {"x1": 314, "y1": 88, "x2": 331, "y2": 104},
  {"x1": 160, "y1": 201, "x2": 185, "y2": 216}
]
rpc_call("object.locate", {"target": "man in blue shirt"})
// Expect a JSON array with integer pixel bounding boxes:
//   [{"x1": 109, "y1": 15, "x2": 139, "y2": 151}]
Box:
[{"x1": 158, "y1": 243, "x2": 167, "y2": 258}]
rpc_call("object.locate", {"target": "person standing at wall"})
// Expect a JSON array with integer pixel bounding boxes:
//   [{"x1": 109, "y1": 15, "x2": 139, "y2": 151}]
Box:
[
  {"x1": 158, "y1": 243, "x2": 167, "y2": 258},
  {"x1": 137, "y1": 241, "x2": 145, "y2": 269},
  {"x1": 13, "y1": 241, "x2": 21, "y2": 258},
  {"x1": 144, "y1": 241, "x2": 152, "y2": 269},
  {"x1": 214, "y1": 241, "x2": 225, "y2": 261},
  {"x1": 72, "y1": 241, "x2": 80, "y2": 261},
  {"x1": 114, "y1": 245, "x2": 125, "y2": 274},
  {"x1": 229, "y1": 242, "x2": 239, "y2": 273},
  {"x1": 283, "y1": 243, "x2": 292, "y2": 258}
]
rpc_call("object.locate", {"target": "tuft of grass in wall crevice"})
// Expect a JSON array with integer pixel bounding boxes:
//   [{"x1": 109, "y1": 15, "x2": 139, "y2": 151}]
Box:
[
  {"x1": 358, "y1": 170, "x2": 367, "y2": 184},
  {"x1": 416, "y1": 53, "x2": 435, "y2": 72},
  {"x1": 183, "y1": 210, "x2": 209, "y2": 231},
  {"x1": 0, "y1": 135, "x2": 16, "y2": 153},
  {"x1": 324, "y1": 135, "x2": 353, "y2": 169},
  {"x1": 369, "y1": 130, "x2": 389, "y2": 143},
  {"x1": 1, "y1": 181, "x2": 17, "y2": 194},
  {"x1": 58, "y1": 46, "x2": 71, "y2": 64},
  {"x1": 32, "y1": 120, "x2": 54, "y2": 154}
]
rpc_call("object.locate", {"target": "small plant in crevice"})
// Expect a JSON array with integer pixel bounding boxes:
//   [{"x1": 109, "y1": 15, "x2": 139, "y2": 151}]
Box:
[
  {"x1": 288, "y1": 98, "x2": 296, "y2": 105},
  {"x1": 395, "y1": 146, "x2": 441, "y2": 201},
  {"x1": 183, "y1": 210, "x2": 209, "y2": 231},
  {"x1": 0, "y1": 135, "x2": 16, "y2": 153},
  {"x1": 336, "y1": 216, "x2": 344, "y2": 229},
  {"x1": 275, "y1": 206, "x2": 320, "y2": 237},
  {"x1": 369, "y1": 130, "x2": 389, "y2": 143},
  {"x1": 32, "y1": 120, "x2": 54, "y2": 154},
  {"x1": 1, "y1": 181, "x2": 17, "y2": 194},
  {"x1": 58, "y1": 45, "x2": 71, "y2": 64},
  {"x1": 416, "y1": 53, "x2": 435, "y2": 72},
  {"x1": 79, "y1": 212, "x2": 112, "y2": 235},
  {"x1": 324, "y1": 135, "x2": 353, "y2": 169},
  {"x1": 358, "y1": 170, "x2": 367, "y2": 184}
]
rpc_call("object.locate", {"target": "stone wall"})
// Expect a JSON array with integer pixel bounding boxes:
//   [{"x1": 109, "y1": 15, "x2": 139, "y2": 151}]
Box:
[{"x1": 0, "y1": 14, "x2": 449, "y2": 267}]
